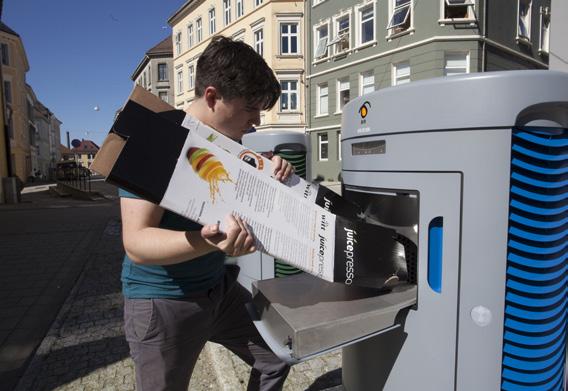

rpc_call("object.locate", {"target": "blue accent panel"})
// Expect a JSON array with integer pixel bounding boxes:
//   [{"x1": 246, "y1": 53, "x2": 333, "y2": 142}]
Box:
[
  {"x1": 505, "y1": 314, "x2": 567, "y2": 334},
  {"x1": 512, "y1": 158, "x2": 568, "y2": 175},
  {"x1": 506, "y1": 287, "x2": 567, "y2": 307},
  {"x1": 507, "y1": 239, "x2": 567, "y2": 255},
  {"x1": 503, "y1": 127, "x2": 568, "y2": 390},
  {"x1": 503, "y1": 347, "x2": 566, "y2": 372},
  {"x1": 509, "y1": 226, "x2": 568, "y2": 242},
  {"x1": 512, "y1": 144, "x2": 568, "y2": 161},
  {"x1": 511, "y1": 172, "x2": 568, "y2": 189},
  {"x1": 510, "y1": 213, "x2": 568, "y2": 229},
  {"x1": 508, "y1": 253, "x2": 567, "y2": 269},
  {"x1": 511, "y1": 185, "x2": 568, "y2": 203},
  {"x1": 514, "y1": 132, "x2": 568, "y2": 147},
  {"x1": 427, "y1": 217, "x2": 443, "y2": 293},
  {"x1": 510, "y1": 199, "x2": 568, "y2": 216},
  {"x1": 507, "y1": 276, "x2": 568, "y2": 295},
  {"x1": 504, "y1": 325, "x2": 566, "y2": 346}
]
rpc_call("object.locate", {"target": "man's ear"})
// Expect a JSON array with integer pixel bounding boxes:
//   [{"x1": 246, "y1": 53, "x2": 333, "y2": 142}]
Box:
[{"x1": 203, "y1": 86, "x2": 219, "y2": 111}]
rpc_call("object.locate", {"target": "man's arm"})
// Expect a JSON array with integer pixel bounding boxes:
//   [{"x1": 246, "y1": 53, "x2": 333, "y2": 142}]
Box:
[{"x1": 121, "y1": 197, "x2": 255, "y2": 265}]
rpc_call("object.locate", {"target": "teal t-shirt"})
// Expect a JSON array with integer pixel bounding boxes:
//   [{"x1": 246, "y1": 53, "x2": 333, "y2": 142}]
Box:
[{"x1": 119, "y1": 188, "x2": 225, "y2": 298}]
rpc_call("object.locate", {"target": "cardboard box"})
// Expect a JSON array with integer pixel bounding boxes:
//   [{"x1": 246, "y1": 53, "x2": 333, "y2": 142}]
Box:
[{"x1": 91, "y1": 87, "x2": 411, "y2": 289}]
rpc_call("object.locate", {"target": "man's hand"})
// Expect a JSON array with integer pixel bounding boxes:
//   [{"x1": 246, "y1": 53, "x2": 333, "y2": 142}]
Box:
[
  {"x1": 201, "y1": 214, "x2": 256, "y2": 256},
  {"x1": 271, "y1": 155, "x2": 294, "y2": 182}
]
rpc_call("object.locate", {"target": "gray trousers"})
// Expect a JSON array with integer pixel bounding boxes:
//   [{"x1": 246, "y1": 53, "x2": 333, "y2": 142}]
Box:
[{"x1": 124, "y1": 266, "x2": 290, "y2": 391}]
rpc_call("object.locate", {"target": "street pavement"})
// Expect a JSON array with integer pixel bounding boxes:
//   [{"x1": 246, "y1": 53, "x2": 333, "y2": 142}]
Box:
[{"x1": 0, "y1": 181, "x2": 343, "y2": 391}]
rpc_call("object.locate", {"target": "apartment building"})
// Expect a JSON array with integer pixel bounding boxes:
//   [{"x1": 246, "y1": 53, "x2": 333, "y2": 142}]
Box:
[
  {"x1": 307, "y1": 0, "x2": 551, "y2": 182},
  {"x1": 168, "y1": 0, "x2": 306, "y2": 133},
  {"x1": 132, "y1": 36, "x2": 175, "y2": 104},
  {"x1": 71, "y1": 139, "x2": 99, "y2": 170},
  {"x1": 1, "y1": 21, "x2": 31, "y2": 182}
]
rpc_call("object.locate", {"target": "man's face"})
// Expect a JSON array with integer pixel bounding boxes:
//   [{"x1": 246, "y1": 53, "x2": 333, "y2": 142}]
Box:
[{"x1": 212, "y1": 97, "x2": 261, "y2": 141}]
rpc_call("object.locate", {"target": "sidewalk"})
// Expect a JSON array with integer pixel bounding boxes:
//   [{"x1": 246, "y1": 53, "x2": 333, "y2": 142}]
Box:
[{"x1": 8, "y1": 192, "x2": 343, "y2": 390}]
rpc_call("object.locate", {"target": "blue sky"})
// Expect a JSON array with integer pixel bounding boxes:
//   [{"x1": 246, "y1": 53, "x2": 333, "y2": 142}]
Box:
[{"x1": 4, "y1": 0, "x2": 187, "y2": 147}]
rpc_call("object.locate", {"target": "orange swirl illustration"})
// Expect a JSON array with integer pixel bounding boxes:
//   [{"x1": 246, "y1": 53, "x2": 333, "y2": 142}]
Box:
[{"x1": 187, "y1": 147, "x2": 233, "y2": 202}]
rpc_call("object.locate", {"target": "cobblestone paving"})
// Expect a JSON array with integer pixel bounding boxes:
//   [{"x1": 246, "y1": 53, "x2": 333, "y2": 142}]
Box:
[{"x1": 15, "y1": 218, "x2": 343, "y2": 391}]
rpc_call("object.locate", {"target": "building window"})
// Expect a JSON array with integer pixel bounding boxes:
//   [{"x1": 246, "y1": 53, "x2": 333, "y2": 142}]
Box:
[
  {"x1": 443, "y1": 0, "x2": 475, "y2": 20},
  {"x1": 317, "y1": 83, "x2": 328, "y2": 116},
  {"x1": 236, "y1": 0, "x2": 244, "y2": 18},
  {"x1": 332, "y1": 14, "x2": 350, "y2": 54},
  {"x1": 539, "y1": 6, "x2": 550, "y2": 53},
  {"x1": 388, "y1": 0, "x2": 412, "y2": 35},
  {"x1": 148, "y1": 65, "x2": 152, "y2": 85},
  {"x1": 158, "y1": 63, "x2": 168, "y2": 81},
  {"x1": 7, "y1": 116, "x2": 13, "y2": 139},
  {"x1": 159, "y1": 91, "x2": 168, "y2": 103},
  {"x1": 224, "y1": 0, "x2": 232, "y2": 26},
  {"x1": 188, "y1": 65, "x2": 195, "y2": 90},
  {"x1": 1, "y1": 43, "x2": 8, "y2": 66},
  {"x1": 314, "y1": 22, "x2": 329, "y2": 60},
  {"x1": 393, "y1": 61, "x2": 410, "y2": 85},
  {"x1": 280, "y1": 23, "x2": 299, "y2": 55},
  {"x1": 196, "y1": 18, "x2": 203, "y2": 42},
  {"x1": 188, "y1": 24, "x2": 194, "y2": 48},
  {"x1": 177, "y1": 70, "x2": 183, "y2": 93},
  {"x1": 209, "y1": 8, "x2": 216, "y2": 34},
  {"x1": 357, "y1": 4, "x2": 375, "y2": 46},
  {"x1": 175, "y1": 31, "x2": 182, "y2": 55},
  {"x1": 444, "y1": 52, "x2": 469, "y2": 76},
  {"x1": 337, "y1": 78, "x2": 350, "y2": 113},
  {"x1": 518, "y1": 0, "x2": 532, "y2": 40},
  {"x1": 318, "y1": 133, "x2": 329, "y2": 161},
  {"x1": 255, "y1": 0, "x2": 263, "y2": 7},
  {"x1": 360, "y1": 71, "x2": 375, "y2": 95},
  {"x1": 338, "y1": 132, "x2": 342, "y2": 160},
  {"x1": 280, "y1": 80, "x2": 298, "y2": 112},
  {"x1": 254, "y1": 29, "x2": 264, "y2": 56},
  {"x1": 143, "y1": 71, "x2": 147, "y2": 88},
  {"x1": 4, "y1": 80, "x2": 11, "y2": 104}
]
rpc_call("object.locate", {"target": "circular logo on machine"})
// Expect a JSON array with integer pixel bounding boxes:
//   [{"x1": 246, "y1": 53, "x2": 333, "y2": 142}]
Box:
[
  {"x1": 238, "y1": 150, "x2": 264, "y2": 170},
  {"x1": 359, "y1": 101, "x2": 371, "y2": 119}
]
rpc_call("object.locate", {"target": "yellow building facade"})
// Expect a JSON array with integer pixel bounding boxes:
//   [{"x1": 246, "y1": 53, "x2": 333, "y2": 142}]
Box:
[
  {"x1": 168, "y1": 0, "x2": 306, "y2": 133},
  {"x1": 0, "y1": 23, "x2": 31, "y2": 182}
]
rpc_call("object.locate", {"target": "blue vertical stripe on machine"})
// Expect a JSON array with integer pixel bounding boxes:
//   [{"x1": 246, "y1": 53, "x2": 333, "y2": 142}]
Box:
[{"x1": 502, "y1": 127, "x2": 568, "y2": 391}]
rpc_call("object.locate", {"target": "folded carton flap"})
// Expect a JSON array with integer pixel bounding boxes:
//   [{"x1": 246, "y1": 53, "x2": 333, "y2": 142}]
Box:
[
  {"x1": 130, "y1": 84, "x2": 187, "y2": 124},
  {"x1": 107, "y1": 100, "x2": 189, "y2": 204},
  {"x1": 90, "y1": 132, "x2": 126, "y2": 177}
]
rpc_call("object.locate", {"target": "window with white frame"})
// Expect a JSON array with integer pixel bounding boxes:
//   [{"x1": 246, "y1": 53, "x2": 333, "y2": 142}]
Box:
[
  {"x1": 338, "y1": 132, "x2": 342, "y2": 160},
  {"x1": 518, "y1": 0, "x2": 532, "y2": 40},
  {"x1": 388, "y1": 0, "x2": 412, "y2": 35},
  {"x1": 177, "y1": 70, "x2": 183, "y2": 93},
  {"x1": 443, "y1": 0, "x2": 475, "y2": 20},
  {"x1": 393, "y1": 62, "x2": 410, "y2": 85},
  {"x1": 357, "y1": 4, "x2": 375, "y2": 46},
  {"x1": 360, "y1": 71, "x2": 375, "y2": 95},
  {"x1": 236, "y1": 0, "x2": 244, "y2": 18},
  {"x1": 318, "y1": 133, "x2": 329, "y2": 161},
  {"x1": 317, "y1": 83, "x2": 329, "y2": 116},
  {"x1": 175, "y1": 31, "x2": 182, "y2": 55},
  {"x1": 188, "y1": 64, "x2": 195, "y2": 90},
  {"x1": 539, "y1": 6, "x2": 550, "y2": 53},
  {"x1": 314, "y1": 22, "x2": 329, "y2": 60},
  {"x1": 159, "y1": 91, "x2": 168, "y2": 103},
  {"x1": 196, "y1": 18, "x2": 203, "y2": 42},
  {"x1": 254, "y1": 29, "x2": 264, "y2": 56},
  {"x1": 444, "y1": 52, "x2": 468, "y2": 76},
  {"x1": 188, "y1": 24, "x2": 194, "y2": 48},
  {"x1": 255, "y1": 0, "x2": 263, "y2": 6},
  {"x1": 332, "y1": 14, "x2": 350, "y2": 54},
  {"x1": 280, "y1": 80, "x2": 298, "y2": 112},
  {"x1": 281, "y1": 23, "x2": 299, "y2": 55},
  {"x1": 209, "y1": 8, "x2": 216, "y2": 34},
  {"x1": 224, "y1": 0, "x2": 232, "y2": 26},
  {"x1": 337, "y1": 78, "x2": 350, "y2": 112}
]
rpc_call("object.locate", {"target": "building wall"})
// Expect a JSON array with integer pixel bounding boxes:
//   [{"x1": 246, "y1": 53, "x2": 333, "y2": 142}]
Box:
[
  {"x1": 170, "y1": 0, "x2": 306, "y2": 133},
  {"x1": 550, "y1": 0, "x2": 567, "y2": 72},
  {"x1": 0, "y1": 30, "x2": 30, "y2": 182},
  {"x1": 134, "y1": 56, "x2": 175, "y2": 105}
]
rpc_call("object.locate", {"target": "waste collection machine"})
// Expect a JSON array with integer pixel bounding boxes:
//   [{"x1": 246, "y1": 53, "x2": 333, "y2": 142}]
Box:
[{"x1": 248, "y1": 70, "x2": 568, "y2": 391}]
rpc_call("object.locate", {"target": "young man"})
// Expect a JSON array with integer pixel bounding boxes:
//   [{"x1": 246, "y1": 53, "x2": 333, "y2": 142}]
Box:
[{"x1": 120, "y1": 36, "x2": 292, "y2": 390}]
